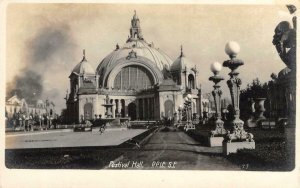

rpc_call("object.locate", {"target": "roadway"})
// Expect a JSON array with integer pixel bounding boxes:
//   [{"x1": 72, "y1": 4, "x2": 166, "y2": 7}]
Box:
[
  {"x1": 108, "y1": 129, "x2": 240, "y2": 170},
  {"x1": 6, "y1": 128, "x2": 146, "y2": 149}
]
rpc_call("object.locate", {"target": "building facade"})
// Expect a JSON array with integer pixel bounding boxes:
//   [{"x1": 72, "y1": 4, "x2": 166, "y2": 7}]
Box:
[
  {"x1": 66, "y1": 12, "x2": 207, "y2": 123},
  {"x1": 5, "y1": 94, "x2": 55, "y2": 118},
  {"x1": 5, "y1": 94, "x2": 56, "y2": 128}
]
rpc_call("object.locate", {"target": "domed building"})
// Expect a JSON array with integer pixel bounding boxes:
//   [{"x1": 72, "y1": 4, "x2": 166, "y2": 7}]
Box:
[{"x1": 66, "y1": 11, "x2": 204, "y2": 123}]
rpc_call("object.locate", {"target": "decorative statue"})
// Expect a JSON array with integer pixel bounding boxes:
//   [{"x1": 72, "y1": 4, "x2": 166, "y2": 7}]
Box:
[
  {"x1": 105, "y1": 95, "x2": 110, "y2": 105},
  {"x1": 272, "y1": 5, "x2": 296, "y2": 70}
]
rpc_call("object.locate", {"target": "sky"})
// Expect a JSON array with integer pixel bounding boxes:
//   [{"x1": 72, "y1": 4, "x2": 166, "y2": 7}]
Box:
[{"x1": 5, "y1": 3, "x2": 296, "y2": 112}]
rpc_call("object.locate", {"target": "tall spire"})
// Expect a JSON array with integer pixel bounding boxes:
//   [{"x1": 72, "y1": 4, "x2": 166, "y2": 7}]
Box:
[{"x1": 128, "y1": 10, "x2": 144, "y2": 41}]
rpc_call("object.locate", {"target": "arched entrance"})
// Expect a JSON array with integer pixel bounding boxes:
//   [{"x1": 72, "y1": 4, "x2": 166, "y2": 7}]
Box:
[
  {"x1": 84, "y1": 103, "x2": 93, "y2": 120},
  {"x1": 188, "y1": 74, "x2": 195, "y2": 89},
  {"x1": 164, "y1": 100, "x2": 174, "y2": 118},
  {"x1": 128, "y1": 102, "x2": 137, "y2": 120}
]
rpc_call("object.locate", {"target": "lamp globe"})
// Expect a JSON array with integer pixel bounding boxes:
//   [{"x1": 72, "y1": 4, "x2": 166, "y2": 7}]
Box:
[
  {"x1": 225, "y1": 41, "x2": 240, "y2": 57},
  {"x1": 210, "y1": 62, "x2": 222, "y2": 74}
]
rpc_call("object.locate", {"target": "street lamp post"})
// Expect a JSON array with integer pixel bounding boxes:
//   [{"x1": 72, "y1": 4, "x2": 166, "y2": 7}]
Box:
[
  {"x1": 209, "y1": 62, "x2": 227, "y2": 137},
  {"x1": 22, "y1": 114, "x2": 26, "y2": 132},
  {"x1": 39, "y1": 115, "x2": 42, "y2": 130},
  {"x1": 177, "y1": 105, "x2": 183, "y2": 127},
  {"x1": 222, "y1": 41, "x2": 255, "y2": 154},
  {"x1": 183, "y1": 94, "x2": 194, "y2": 131}
]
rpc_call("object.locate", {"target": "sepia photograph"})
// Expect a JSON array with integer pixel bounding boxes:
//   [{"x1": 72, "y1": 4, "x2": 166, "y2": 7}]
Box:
[{"x1": 1, "y1": 1, "x2": 298, "y2": 187}]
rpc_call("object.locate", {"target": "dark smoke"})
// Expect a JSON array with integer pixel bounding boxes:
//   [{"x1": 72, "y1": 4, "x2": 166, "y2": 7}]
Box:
[
  {"x1": 6, "y1": 24, "x2": 76, "y2": 106},
  {"x1": 7, "y1": 70, "x2": 43, "y2": 104},
  {"x1": 28, "y1": 26, "x2": 75, "y2": 69}
]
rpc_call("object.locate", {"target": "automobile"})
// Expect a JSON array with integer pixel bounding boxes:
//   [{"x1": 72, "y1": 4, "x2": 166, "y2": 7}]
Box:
[
  {"x1": 277, "y1": 118, "x2": 288, "y2": 130},
  {"x1": 277, "y1": 118, "x2": 288, "y2": 127}
]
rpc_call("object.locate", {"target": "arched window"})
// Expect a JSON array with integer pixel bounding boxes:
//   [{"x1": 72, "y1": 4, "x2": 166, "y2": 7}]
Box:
[
  {"x1": 84, "y1": 103, "x2": 93, "y2": 120},
  {"x1": 128, "y1": 102, "x2": 137, "y2": 120},
  {"x1": 72, "y1": 79, "x2": 78, "y2": 94},
  {"x1": 164, "y1": 100, "x2": 174, "y2": 118},
  {"x1": 188, "y1": 74, "x2": 195, "y2": 89},
  {"x1": 114, "y1": 65, "x2": 154, "y2": 90}
]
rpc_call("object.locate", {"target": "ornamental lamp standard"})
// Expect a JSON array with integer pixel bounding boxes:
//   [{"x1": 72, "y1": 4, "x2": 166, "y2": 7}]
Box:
[
  {"x1": 223, "y1": 41, "x2": 243, "y2": 125},
  {"x1": 178, "y1": 105, "x2": 183, "y2": 124},
  {"x1": 209, "y1": 62, "x2": 227, "y2": 137},
  {"x1": 222, "y1": 41, "x2": 254, "y2": 143},
  {"x1": 185, "y1": 94, "x2": 192, "y2": 121},
  {"x1": 39, "y1": 115, "x2": 42, "y2": 130},
  {"x1": 184, "y1": 94, "x2": 194, "y2": 131},
  {"x1": 22, "y1": 114, "x2": 26, "y2": 131}
]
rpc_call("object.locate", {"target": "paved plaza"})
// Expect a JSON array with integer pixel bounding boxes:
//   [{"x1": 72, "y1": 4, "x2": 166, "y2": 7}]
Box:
[{"x1": 6, "y1": 128, "x2": 146, "y2": 149}]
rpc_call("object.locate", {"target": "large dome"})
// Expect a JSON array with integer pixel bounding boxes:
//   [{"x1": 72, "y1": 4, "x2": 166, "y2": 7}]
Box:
[
  {"x1": 96, "y1": 11, "x2": 173, "y2": 88},
  {"x1": 97, "y1": 40, "x2": 172, "y2": 76}
]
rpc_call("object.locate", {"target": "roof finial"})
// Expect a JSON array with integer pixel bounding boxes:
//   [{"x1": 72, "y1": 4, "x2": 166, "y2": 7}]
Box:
[
  {"x1": 180, "y1": 45, "x2": 184, "y2": 57},
  {"x1": 82, "y1": 49, "x2": 87, "y2": 61},
  {"x1": 128, "y1": 10, "x2": 143, "y2": 42}
]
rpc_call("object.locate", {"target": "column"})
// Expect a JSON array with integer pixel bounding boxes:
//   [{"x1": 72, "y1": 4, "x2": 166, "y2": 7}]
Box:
[
  {"x1": 159, "y1": 95, "x2": 164, "y2": 119},
  {"x1": 152, "y1": 98, "x2": 155, "y2": 119},
  {"x1": 195, "y1": 73, "x2": 198, "y2": 89},
  {"x1": 136, "y1": 99, "x2": 139, "y2": 120},
  {"x1": 124, "y1": 100, "x2": 128, "y2": 117},
  {"x1": 95, "y1": 75, "x2": 99, "y2": 89},
  {"x1": 184, "y1": 68, "x2": 188, "y2": 89},
  {"x1": 148, "y1": 98, "x2": 152, "y2": 120},
  {"x1": 116, "y1": 99, "x2": 121, "y2": 117},
  {"x1": 153, "y1": 97, "x2": 157, "y2": 119},
  {"x1": 145, "y1": 98, "x2": 149, "y2": 120},
  {"x1": 112, "y1": 102, "x2": 116, "y2": 118},
  {"x1": 142, "y1": 98, "x2": 146, "y2": 120}
]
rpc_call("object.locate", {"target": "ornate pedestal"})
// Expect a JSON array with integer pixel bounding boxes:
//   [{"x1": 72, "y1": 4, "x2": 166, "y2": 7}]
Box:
[
  {"x1": 209, "y1": 119, "x2": 227, "y2": 147},
  {"x1": 223, "y1": 141, "x2": 255, "y2": 155},
  {"x1": 209, "y1": 137, "x2": 224, "y2": 147},
  {"x1": 223, "y1": 118, "x2": 255, "y2": 155}
]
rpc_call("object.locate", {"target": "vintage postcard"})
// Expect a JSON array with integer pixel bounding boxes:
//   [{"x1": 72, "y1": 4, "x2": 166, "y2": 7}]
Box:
[{"x1": 1, "y1": 1, "x2": 299, "y2": 187}]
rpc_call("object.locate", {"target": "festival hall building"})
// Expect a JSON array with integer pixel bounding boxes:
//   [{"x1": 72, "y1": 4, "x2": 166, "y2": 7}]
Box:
[{"x1": 66, "y1": 12, "x2": 206, "y2": 123}]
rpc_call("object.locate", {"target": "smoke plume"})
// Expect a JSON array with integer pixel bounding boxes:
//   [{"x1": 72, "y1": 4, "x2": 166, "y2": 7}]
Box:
[{"x1": 6, "y1": 24, "x2": 77, "y2": 107}]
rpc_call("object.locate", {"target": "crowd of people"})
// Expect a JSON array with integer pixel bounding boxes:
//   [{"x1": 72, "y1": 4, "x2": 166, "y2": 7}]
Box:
[{"x1": 5, "y1": 111, "x2": 60, "y2": 131}]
